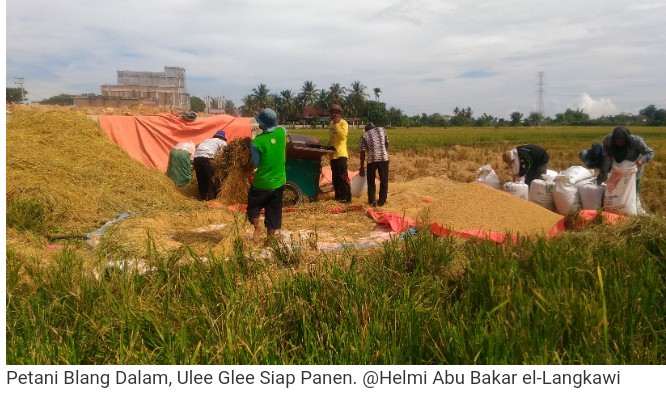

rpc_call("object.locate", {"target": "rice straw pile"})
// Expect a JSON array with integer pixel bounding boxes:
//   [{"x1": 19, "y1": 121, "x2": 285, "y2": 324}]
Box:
[
  {"x1": 6, "y1": 108, "x2": 201, "y2": 233},
  {"x1": 212, "y1": 137, "x2": 254, "y2": 204}
]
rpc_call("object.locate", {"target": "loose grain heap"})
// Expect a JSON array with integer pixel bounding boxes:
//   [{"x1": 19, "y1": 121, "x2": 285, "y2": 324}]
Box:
[{"x1": 381, "y1": 176, "x2": 563, "y2": 235}]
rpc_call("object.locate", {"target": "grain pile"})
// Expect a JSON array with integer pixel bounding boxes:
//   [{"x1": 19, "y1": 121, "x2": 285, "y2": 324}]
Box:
[{"x1": 381, "y1": 176, "x2": 563, "y2": 235}]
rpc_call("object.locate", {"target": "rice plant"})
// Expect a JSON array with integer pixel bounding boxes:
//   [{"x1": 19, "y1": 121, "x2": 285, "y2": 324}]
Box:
[{"x1": 7, "y1": 216, "x2": 665, "y2": 364}]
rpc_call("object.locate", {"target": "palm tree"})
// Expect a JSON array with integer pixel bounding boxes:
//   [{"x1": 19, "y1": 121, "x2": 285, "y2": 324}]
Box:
[
  {"x1": 346, "y1": 80, "x2": 369, "y2": 123},
  {"x1": 298, "y1": 80, "x2": 318, "y2": 112},
  {"x1": 329, "y1": 83, "x2": 347, "y2": 107},
  {"x1": 224, "y1": 99, "x2": 236, "y2": 115},
  {"x1": 316, "y1": 89, "x2": 330, "y2": 114},
  {"x1": 240, "y1": 94, "x2": 257, "y2": 117},
  {"x1": 251, "y1": 83, "x2": 272, "y2": 109},
  {"x1": 279, "y1": 90, "x2": 299, "y2": 127},
  {"x1": 373, "y1": 87, "x2": 382, "y2": 101}
]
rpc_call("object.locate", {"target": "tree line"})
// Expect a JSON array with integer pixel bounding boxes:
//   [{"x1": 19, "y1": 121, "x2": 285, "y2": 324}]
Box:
[
  {"x1": 9, "y1": 86, "x2": 666, "y2": 127},
  {"x1": 193, "y1": 81, "x2": 666, "y2": 128}
]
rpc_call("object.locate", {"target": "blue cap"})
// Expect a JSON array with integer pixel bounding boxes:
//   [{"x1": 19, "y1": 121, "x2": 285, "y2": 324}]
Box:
[
  {"x1": 255, "y1": 108, "x2": 278, "y2": 130},
  {"x1": 213, "y1": 130, "x2": 227, "y2": 141}
]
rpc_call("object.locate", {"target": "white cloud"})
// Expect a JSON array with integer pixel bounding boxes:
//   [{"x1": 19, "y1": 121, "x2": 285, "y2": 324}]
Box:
[
  {"x1": 577, "y1": 93, "x2": 620, "y2": 118},
  {"x1": 5, "y1": 0, "x2": 666, "y2": 118}
]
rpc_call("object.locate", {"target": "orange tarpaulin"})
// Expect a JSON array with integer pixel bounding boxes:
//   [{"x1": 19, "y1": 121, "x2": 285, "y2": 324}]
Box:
[
  {"x1": 367, "y1": 208, "x2": 420, "y2": 233},
  {"x1": 546, "y1": 209, "x2": 627, "y2": 237},
  {"x1": 370, "y1": 208, "x2": 628, "y2": 244},
  {"x1": 319, "y1": 165, "x2": 361, "y2": 186},
  {"x1": 97, "y1": 113, "x2": 252, "y2": 172},
  {"x1": 367, "y1": 208, "x2": 515, "y2": 243}
]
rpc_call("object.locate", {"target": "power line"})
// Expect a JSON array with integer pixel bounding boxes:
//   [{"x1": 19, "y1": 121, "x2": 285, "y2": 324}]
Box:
[
  {"x1": 535, "y1": 71, "x2": 546, "y2": 117},
  {"x1": 14, "y1": 77, "x2": 25, "y2": 103}
]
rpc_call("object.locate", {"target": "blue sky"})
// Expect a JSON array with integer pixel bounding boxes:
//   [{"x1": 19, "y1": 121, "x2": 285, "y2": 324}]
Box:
[{"x1": 5, "y1": 0, "x2": 666, "y2": 118}]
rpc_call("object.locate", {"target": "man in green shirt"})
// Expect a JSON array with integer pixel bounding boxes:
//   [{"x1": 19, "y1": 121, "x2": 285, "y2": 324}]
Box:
[{"x1": 248, "y1": 108, "x2": 287, "y2": 244}]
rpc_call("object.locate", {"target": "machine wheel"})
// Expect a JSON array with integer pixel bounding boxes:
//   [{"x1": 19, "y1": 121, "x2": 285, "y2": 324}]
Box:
[{"x1": 283, "y1": 182, "x2": 303, "y2": 206}]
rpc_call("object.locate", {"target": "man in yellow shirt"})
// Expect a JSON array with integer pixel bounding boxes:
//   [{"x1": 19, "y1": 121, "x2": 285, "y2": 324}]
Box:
[{"x1": 327, "y1": 104, "x2": 351, "y2": 203}]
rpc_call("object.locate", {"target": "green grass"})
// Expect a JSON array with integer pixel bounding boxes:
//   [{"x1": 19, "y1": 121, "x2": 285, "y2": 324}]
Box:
[
  {"x1": 7, "y1": 216, "x2": 666, "y2": 364},
  {"x1": 6, "y1": 197, "x2": 49, "y2": 234},
  {"x1": 296, "y1": 125, "x2": 666, "y2": 152}
]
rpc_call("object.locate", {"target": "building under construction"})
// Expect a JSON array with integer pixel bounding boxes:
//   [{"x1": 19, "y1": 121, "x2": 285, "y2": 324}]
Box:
[{"x1": 74, "y1": 66, "x2": 190, "y2": 110}]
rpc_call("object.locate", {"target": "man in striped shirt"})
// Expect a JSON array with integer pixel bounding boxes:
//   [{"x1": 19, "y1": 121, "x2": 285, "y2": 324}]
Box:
[{"x1": 359, "y1": 123, "x2": 390, "y2": 206}]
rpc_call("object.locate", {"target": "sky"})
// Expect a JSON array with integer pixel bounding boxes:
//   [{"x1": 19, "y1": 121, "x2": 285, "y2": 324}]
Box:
[{"x1": 5, "y1": 0, "x2": 666, "y2": 119}]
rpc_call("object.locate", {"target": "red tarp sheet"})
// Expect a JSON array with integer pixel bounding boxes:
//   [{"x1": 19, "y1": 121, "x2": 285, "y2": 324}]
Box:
[
  {"x1": 370, "y1": 209, "x2": 627, "y2": 244},
  {"x1": 97, "y1": 113, "x2": 252, "y2": 172}
]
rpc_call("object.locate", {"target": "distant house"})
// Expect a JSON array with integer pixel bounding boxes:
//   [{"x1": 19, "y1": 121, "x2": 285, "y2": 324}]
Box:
[
  {"x1": 280, "y1": 106, "x2": 363, "y2": 128},
  {"x1": 74, "y1": 66, "x2": 190, "y2": 110},
  {"x1": 301, "y1": 106, "x2": 325, "y2": 127},
  {"x1": 302, "y1": 106, "x2": 322, "y2": 119}
]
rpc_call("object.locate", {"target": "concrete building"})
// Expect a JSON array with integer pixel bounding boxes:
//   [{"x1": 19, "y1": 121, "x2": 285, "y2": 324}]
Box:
[{"x1": 74, "y1": 66, "x2": 190, "y2": 110}]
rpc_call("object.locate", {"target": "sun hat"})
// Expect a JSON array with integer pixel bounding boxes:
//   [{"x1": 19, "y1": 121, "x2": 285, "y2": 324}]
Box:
[
  {"x1": 213, "y1": 130, "x2": 227, "y2": 141},
  {"x1": 255, "y1": 108, "x2": 278, "y2": 130}
]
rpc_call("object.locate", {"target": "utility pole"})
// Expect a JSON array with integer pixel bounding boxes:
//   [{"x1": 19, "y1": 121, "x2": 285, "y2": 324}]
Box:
[
  {"x1": 535, "y1": 71, "x2": 546, "y2": 125},
  {"x1": 14, "y1": 77, "x2": 25, "y2": 103}
]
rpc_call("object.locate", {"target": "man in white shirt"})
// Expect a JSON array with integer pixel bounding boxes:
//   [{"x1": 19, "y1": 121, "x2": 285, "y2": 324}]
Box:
[{"x1": 193, "y1": 130, "x2": 228, "y2": 200}]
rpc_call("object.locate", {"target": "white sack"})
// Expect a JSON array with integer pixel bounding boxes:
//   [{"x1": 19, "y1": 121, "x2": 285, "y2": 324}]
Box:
[
  {"x1": 603, "y1": 160, "x2": 637, "y2": 215},
  {"x1": 542, "y1": 169, "x2": 559, "y2": 182},
  {"x1": 558, "y1": 165, "x2": 594, "y2": 185},
  {"x1": 553, "y1": 174, "x2": 582, "y2": 215},
  {"x1": 577, "y1": 177, "x2": 606, "y2": 210},
  {"x1": 503, "y1": 182, "x2": 529, "y2": 200},
  {"x1": 475, "y1": 164, "x2": 501, "y2": 189},
  {"x1": 528, "y1": 179, "x2": 556, "y2": 211}
]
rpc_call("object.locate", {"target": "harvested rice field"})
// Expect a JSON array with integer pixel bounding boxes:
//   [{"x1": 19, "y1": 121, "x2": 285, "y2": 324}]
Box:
[
  {"x1": 7, "y1": 105, "x2": 666, "y2": 368},
  {"x1": 15, "y1": 104, "x2": 665, "y2": 263}
]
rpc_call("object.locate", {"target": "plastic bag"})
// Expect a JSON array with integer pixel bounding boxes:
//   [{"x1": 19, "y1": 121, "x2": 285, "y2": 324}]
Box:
[{"x1": 351, "y1": 174, "x2": 367, "y2": 198}]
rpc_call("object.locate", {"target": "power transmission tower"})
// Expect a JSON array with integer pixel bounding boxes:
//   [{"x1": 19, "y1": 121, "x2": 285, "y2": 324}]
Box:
[
  {"x1": 14, "y1": 77, "x2": 25, "y2": 103},
  {"x1": 535, "y1": 72, "x2": 546, "y2": 124}
]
